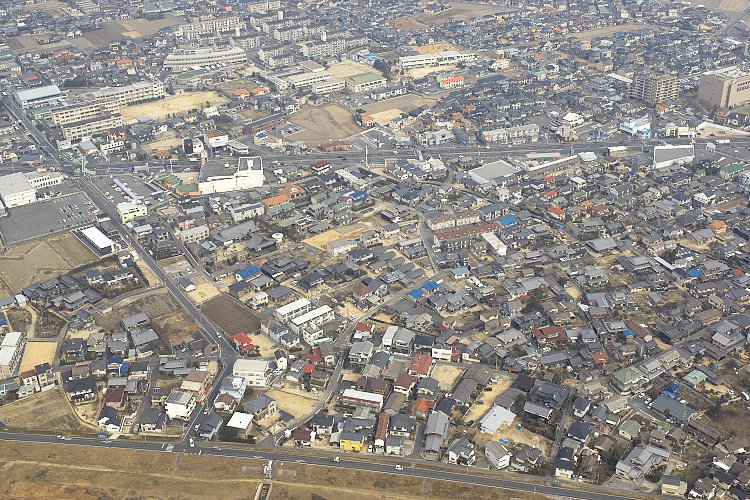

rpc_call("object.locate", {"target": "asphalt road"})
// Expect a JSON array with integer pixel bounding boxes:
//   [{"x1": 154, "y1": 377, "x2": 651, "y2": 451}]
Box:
[
  {"x1": 0, "y1": 431, "x2": 644, "y2": 500},
  {"x1": 77, "y1": 176, "x2": 239, "y2": 440}
]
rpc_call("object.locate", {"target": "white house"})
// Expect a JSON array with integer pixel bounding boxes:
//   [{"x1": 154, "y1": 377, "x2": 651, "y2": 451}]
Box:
[{"x1": 233, "y1": 359, "x2": 273, "y2": 387}]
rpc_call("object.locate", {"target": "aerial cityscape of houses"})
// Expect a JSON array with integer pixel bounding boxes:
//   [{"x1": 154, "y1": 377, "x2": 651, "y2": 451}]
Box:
[{"x1": 3, "y1": 0, "x2": 750, "y2": 497}]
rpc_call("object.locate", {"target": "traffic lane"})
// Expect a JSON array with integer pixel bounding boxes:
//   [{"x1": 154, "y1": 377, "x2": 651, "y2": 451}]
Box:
[
  {"x1": 191, "y1": 447, "x2": 637, "y2": 500},
  {"x1": 0, "y1": 432, "x2": 636, "y2": 500}
]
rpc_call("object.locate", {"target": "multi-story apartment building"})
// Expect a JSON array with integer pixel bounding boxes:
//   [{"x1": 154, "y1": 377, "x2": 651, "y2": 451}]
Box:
[
  {"x1": 175, "y1": 17, "x2": 245, "y2": 40},
  {"x1": 629, "y1": 73, "x2": 679, "y2": 104},
  {"x1": 247, "y1": 0, "x2": 281, "y2": 12},
  {"x1": 0, "y1": 332, "x2": 26, "y2": 378},
  {"x1": 274, "y1": 297, "x2": 312, "y2": 322},
  {"x1": 301, "y1": 38, "x2": 348, "y2": 59},
  {"x1": 481, "y1": 124, "x2": 540, "y2": 144},
  {"x1": 163, "y1": 46, "x2": 247, "y2": 71}
]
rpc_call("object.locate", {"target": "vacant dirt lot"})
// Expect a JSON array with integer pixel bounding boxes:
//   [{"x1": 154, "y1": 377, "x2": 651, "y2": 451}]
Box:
[
  {"x1": 0, "y1": 440, "x2": 263, "y2": 500},
  {"x1": 464, "y1": 376, "x2": 514, "y2": 422},
  {"x1": 120, "y1": 91, "x2": 229, "y2": 122},
  {"x1": 19, "y1": 341, "x2": 58, "y2": 372},
  {"x1": 0, "y1": 388, "x2": 97, "y2": 433},
  {"x1": 81, "y1": 14, "x2": 183, "y2": 47},
  {"x1": 304, "y1": 224, "x2": 373, "y2": 250},
  {"x1": 288, "y1": 104, "x2": 364, "y2": 147},
  {"x1": 430, "y1": 365, "x2": 465, "y2": 391},
  {"x1": 187, "y1": 277, "x2": 222, "y2": 304},
  {"x1": 328, "y1": 61, "x2": 383, "y2": 79},
  {"x1": 417, "y1": 1, "x2": 516, "y2": 24},
  {"x1": 266, "y1": 388, "x2": 319, "y2": 419},
  {"x1": 277, "y1": 464, "x2": 553, "y2": 500},
  {"x1": 202, "y1": 294, "x2": 262, "y2": 335},
  {"x1": 389, "y1": 17, "x2": 429, "y2": 30},
  {"x1": 95, "y1": 290, "x2": 197, "y2": 344},
  {"x1": 0, "y1": 233, "x2": 97, "y2": 293},
  {"x1": 363, "y1": 93, "x2": 439, "y2": 116}
]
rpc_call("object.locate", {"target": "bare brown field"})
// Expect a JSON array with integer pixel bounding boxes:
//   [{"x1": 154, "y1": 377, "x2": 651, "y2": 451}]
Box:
[
  {"x1": 0, "y1": 440, "x2": 262, "y2": 500},
  {"x1": 327, "y1": 60, "x2": 382, "y2": 79},
  {"x1": 288, "y1": 104, "x2": 364, "y2": 147},
  {"x1": 120, "y1": 91, "x2": 229, "y2": 122},
  {"x1": 274, "y1": 464, "x2": 554, "y2": 500},
  {"x1": 417, "y1": 1, "x2": 516, "y2": 24},
  {"x1": 0, "y1": 388, "x2": 97, "y2": 433},
  {"x1": 202, "y1": 294, "x2": 262, "y2": 336},
  {"x1": 19, "y1": 341, "x2": 58, "y2": 372},
  {"x1": 0, "y1": 233, "x2": 97, "y2": 293}
]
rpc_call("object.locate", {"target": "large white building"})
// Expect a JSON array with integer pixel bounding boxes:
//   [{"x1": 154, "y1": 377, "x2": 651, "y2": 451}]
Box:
[
  {"x1": 85, "y1": 81, "x2": 166, "y2": 108},
  {"x1": 0, "y1": 171, "x2": 65, "y2": 208},
  {"x1": 61, "y1": 113, "x2": 123, "y2": 141},
  {"x1": 198, "y1": 156, "x2": 264, "y2": 194},
  {"x1": 398, "y1": 51, "x2": 476, "y2": 70},
  {"x1": 164, "y1": 46, "x2": 248, "y2": 71},
  {"x1": 176, "y1": 17, "x2": 245, "y2": 40},
  {"x1": 290, "y1": 305, "x2": 334, "y2": 334},
  {"x1": 274, "y1": 297, "x2": 312, "y2": 322},
  {"x1": 15, "y1": 85, "x2": 66, "y2": 109},
  {"x1": 164, "y1": 389, "x2": 196, "y2": 420},
  {"x1": 0, "y1": 331, "x2": 26, "y2": 378},
  {"x1": 653, "y1": 145, "x2": 695, "y2": 169},
  {"x1": 233, "y1": 359, "x2": 273, "y2": 387}
]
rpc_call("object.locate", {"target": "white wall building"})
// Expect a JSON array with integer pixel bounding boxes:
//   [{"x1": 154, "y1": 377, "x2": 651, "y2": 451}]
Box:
[
  {"x1": 164, "y1": 389, "x2": 196, "y2": 420},
  {"x1": 198, "y1": 157, "x2": 264, "y2": 194},
  {"x1": 233, "y1": 359, "x2": 273, "y2": 387},
  {"x1": 290, "y1": 305, "x2": 334, "y2": 334}
]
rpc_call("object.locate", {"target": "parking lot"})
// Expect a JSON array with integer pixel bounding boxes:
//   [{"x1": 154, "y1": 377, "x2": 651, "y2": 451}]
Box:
[
  {"x1": 0, "y1": 192, "x2": 96, "y2": 244},
  {"x1": 88, "y1": 174, "x2": 161, "y2": 208}
]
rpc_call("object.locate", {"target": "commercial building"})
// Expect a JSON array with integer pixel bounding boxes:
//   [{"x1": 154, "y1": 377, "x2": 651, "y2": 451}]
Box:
[
  {"x1": 0, "y1": 173, "x2": 36, "y2": 208},
  {"x1": 62, "y1": 114, "x2": 123, "y2": 141},
  {"x1": 343, "y1": 72, "x2": 387, "y2": 93},
  {"x1": 117, "y1": 202, "x2": 147, "y2": 223},
  {"x1": 198, "y1": 156, "x2": 264, "y2": 194},
  {"x1": 15, "y1": 85, "x2": 65, "y2": 109},
  {"x1": 0, "y1": 171, "x2": 64, "y2": 208},
  {"x1": 164, "y1": 46, "x2": 248, "y2": 71},
  {"x1": 619, "y1": 117, "x2": 651, "y2": 138},
  {"x1": 698, "y1": 66, "x2": 750, "y2": 109},
  {"x1": 652, "y1": 144, "x2": 695, "y2": 169},
  {"x1": 629, "y1": 73, "x2": 679, "y2": 104},
  {"x1": 0, "y1": 332, "x2": 26, "y2": 378},
  {"x1": 233, "y1": 359, "x2": 273, "y2": 387},
  {"x1": 398, "y1": 51, "x2": 476, "y2": 70},
  {"x1": 81, "y1": 226, "x2": 114, "y2": 254}
]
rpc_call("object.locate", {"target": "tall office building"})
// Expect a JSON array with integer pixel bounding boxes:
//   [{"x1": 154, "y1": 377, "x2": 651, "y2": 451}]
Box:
[
  {"x1": 698, "y1": 66, "x2": 750, "y2": 109},
  {"x1": 629, "y1": 73, "x2": 679, "y2": 104}
]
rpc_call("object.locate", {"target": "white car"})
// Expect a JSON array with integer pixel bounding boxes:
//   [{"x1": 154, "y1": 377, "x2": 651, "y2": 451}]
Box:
[
  {"x1": 394, "y1": 465, "x2": 404, "y2": 471},
  {"x1": 189, "y1": 438, "x2": 195, "y2": 448}
]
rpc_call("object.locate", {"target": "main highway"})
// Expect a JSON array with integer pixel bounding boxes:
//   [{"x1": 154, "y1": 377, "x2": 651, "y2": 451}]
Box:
[{"x1": 0, "y1": 430, "x2": 647, "y2": 500}]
